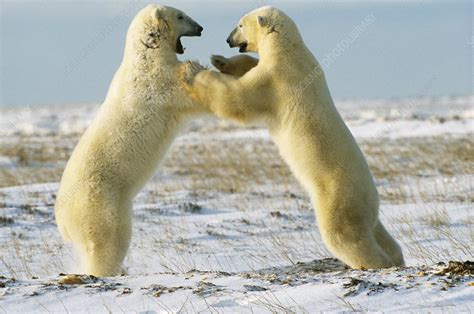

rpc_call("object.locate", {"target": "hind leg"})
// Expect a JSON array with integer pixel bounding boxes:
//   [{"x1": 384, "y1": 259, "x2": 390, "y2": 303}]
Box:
[
  {"x1": 82, "y1": 223, "x2": 131, "y2": 276},
  {"x1": 374, "y1": 221, "x2": 405, "y2": 266},
  {"x1": 318, "y1": 212, "x2": 396, "y2": 269},
  {"x1": 75, "y1": 202, "x2": 132, "y2": 277},
  {"x1": 321, "y1": 229, "x2": 394, "y2": 269}
]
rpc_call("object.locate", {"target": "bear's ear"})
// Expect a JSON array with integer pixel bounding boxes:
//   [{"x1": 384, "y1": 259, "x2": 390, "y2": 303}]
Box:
[
  {"x1": 151, "y1": 6, "x2": 165, "y2": 22},
  {"x1": 257, "y1": 15, "x2": 270, "y2": 28},
  {"x1": 150, "y1": 6, "x2": 170, "y2": 34}
]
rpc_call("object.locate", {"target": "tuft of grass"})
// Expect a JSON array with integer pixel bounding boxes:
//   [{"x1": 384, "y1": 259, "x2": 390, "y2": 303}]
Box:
[
  {"x1": 420, "y1": 208, "x2": 451, "y2": 228},
  {"x1": 0, "y1": 216, "x2": 14, "y2": 226}
]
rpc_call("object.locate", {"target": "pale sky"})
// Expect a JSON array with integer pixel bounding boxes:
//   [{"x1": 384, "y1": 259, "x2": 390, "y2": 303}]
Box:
[{"x1": 1, "y1": 0, "x2": 472, "y2": 107}]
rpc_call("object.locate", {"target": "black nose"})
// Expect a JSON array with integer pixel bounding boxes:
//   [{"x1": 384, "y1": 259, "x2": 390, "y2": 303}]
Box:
[
  {"x1": 197, "y1": 25, "x2": 203, "y2": 33},
  {"x1": 226, "y1": 36, "x2": 234, "y2": 47},
  {"x1": 226, "y1": 28, "x2": 237, "y2": 47}
]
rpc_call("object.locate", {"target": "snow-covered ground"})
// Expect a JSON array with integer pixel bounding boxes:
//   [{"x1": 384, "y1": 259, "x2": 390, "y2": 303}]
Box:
[{"x1": 0, "y1": 96, "x2": 473, "y2": 312}]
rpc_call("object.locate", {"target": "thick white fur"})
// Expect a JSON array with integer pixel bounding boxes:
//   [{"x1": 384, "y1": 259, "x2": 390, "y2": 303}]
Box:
[
  {"x1": 184, "y1": 6, "x2": 404, "y2": 269},
  {"x1": 55, "y1": 5, "x2": 207, "y2": 276}
]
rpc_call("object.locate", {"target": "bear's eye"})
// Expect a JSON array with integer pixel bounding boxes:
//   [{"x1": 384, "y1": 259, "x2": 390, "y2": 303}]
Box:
[
  {"x1": 239, "y1": 24, "x2": 243, "y2": 28},
  {"x1": 178, "y1": 15, "x2": 184, "y2": 20}
]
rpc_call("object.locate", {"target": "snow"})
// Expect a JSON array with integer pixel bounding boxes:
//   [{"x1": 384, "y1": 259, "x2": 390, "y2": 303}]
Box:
[
  {"x1": 0, "y1": 96, "x2": 473, "y2": 312},
  {"x1": 1, "y1": 96, "x2": 473, "y2": 138}
]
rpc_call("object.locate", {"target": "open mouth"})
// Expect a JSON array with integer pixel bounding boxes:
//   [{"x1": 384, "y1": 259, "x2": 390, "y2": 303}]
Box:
[
  {"x1": 238, "y1": 42, "x2": 248, "y2": 53},
  {"x1": 175, "y1": 24, "x2": 203, "y2": 55},
  {"x1": 176, "y1": 36, "x2": 185, "y2": 54}
]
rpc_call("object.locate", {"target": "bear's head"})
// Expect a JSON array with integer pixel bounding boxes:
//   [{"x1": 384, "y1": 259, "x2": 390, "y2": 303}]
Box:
[
  {"x1": 226, "y1": 6, "x2": 297, "y2": 53},
  {"x1": 129, "y1": 5, "x2": 203, "y2": 54}
]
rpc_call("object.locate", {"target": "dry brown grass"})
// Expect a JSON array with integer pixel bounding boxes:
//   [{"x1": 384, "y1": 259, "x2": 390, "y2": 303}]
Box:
[
  {"x1": 1, "y1": 121, "x2": 472, "y2": 205},
  {"x1": 362, "y1": 136, "x2": 473, "y2": 179}
]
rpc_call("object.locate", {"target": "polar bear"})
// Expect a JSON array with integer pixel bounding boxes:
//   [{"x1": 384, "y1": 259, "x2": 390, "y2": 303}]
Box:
[
  {"x1": 182, "y1": 6, "x2": 404, "y2": 269},
  {"x1": 55, "y1": 5, "x2": 206, "y2": 277}
]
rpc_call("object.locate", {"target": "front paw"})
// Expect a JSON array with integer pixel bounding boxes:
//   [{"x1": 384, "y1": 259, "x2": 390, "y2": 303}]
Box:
[
  {"x1": 211, "y1": 55, "x2": 230, "y2": 73},
  {"x1": 180, "y1": 60, "x2": 205, "y2": 85}
]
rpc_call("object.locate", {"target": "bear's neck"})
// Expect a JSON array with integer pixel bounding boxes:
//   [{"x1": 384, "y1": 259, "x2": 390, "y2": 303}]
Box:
[
  {"x1": 123, "y1": 41, "x2": 179, "y2": 67},
  {"x1": 258, "y1": 31, "x2": 308, "y2": 64}
]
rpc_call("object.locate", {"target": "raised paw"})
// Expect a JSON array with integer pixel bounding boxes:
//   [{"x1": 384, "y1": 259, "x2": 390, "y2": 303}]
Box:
[{"x1": 211, "y1": 55, "x2": 230, "y2": 72}]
